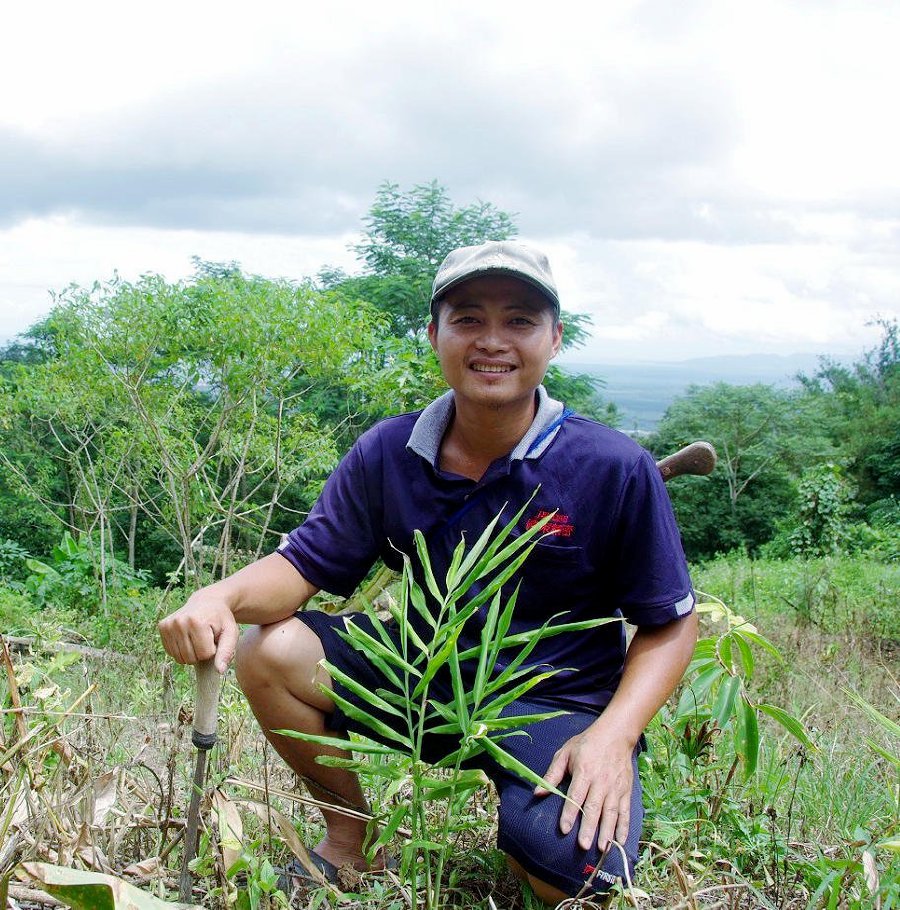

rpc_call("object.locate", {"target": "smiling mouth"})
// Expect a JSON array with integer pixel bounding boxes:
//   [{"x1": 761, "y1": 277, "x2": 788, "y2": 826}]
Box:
[{"x1": 471, "y1": 363, "x2": 514, "y2": 373}]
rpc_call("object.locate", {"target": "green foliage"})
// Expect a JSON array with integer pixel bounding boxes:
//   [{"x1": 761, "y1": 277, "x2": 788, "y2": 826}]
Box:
[
  {"x1": 693, "y1": 550, "x2": 900, "y2": 642},
  {"x1": 0, "y1": 584, "x2": 40, "y2": 635},
  {"x1": 788, "y1": 463, "x2": 852, "y2": 558},
  {"x1": 355, "y1": 179, "x2": 517, "y2": 282},
  {"x1": 650, "y1": 382, "x2": 834, "y2": 558},
  {"x1": 642, "y1": 598, "x2": 827, "y2": 897},
  {"x1": 23, "y1": 531, "x2": 147, "y2": 613},
  {"x1": 0, "y1": 267, "x2": 386, "y2": 584},
  {"x1": 0, "y1": 539, "x2": 29, "y2": 583},
  {"x1": 322, "y1": 181, "x2": 615, "y2": 422},
  {"x1": 798, "y1": 318, "x2": 900, "y2": 515},
  {"x1": 280, "y1": 500, "x2": 617, "y2": 909}
]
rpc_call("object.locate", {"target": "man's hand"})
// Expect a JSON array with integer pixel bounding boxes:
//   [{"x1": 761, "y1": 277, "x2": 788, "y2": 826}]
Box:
[
  {"x1": 158, "y1": 553, "x2": 320, "y2": 672},
  {"x1": 158, "y1": 592, "x2": 240, "y2": 674},
  {"x1": 533, "y1": 613, "x2": 699, "y2": 854},
  {"x1": 534, "y1": 722, "x2": 634, "y2": 852}
]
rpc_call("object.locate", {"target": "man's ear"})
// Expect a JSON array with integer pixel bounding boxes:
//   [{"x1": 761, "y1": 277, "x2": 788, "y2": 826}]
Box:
[
  {"x1": 551, "y1": 320, "x2": 564, "y2": 357},
  {"x1": 427, "y1": 320, "x2": 439, "y2": 352}
]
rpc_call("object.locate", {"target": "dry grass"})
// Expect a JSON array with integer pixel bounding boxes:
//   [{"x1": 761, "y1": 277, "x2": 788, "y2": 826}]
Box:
[{"x1": 2, "y1": 587, "x2": 897, "y2": 910}]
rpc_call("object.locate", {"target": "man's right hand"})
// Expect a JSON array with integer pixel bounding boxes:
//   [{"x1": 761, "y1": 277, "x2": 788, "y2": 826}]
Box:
[
  {"x1": 158, "y1": 591, "x2": 240, "y2": 673},
  {"x1": 157, "y1": 553, "x2": 320, "y2": 673}
]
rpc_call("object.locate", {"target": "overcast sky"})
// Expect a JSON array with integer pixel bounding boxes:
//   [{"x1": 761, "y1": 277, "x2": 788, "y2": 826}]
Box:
[{"x1": 2, "y1": 0, "x2": 899, "y2": 363}]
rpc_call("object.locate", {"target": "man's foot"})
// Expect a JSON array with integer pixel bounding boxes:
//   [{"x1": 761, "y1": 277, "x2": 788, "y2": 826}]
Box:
[
  {"x1": 277, "y1": 850, "x2": 341, "y2": 888},
  {"x1": 313, "y1": 835, "x2": 375, "y2": 872}
]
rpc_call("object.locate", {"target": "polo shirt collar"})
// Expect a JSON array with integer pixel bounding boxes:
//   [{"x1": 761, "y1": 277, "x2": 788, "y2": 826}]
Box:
[{"x1": 406, "y1": 385, "x2": 565, "y2": 467}]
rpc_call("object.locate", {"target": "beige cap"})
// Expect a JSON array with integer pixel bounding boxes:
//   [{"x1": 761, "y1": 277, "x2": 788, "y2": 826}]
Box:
[{"x1": 430, "y1": 240, "x2": 560, "y2": 317}]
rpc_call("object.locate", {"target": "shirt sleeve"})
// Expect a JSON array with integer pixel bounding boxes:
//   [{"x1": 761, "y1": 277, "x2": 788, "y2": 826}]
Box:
[
  {"x1": 609, "y1": 449, "x2": 695, "y2": 626},
  {"x1": 276, "y1": 435, "x2": 383, "y2": 598}
]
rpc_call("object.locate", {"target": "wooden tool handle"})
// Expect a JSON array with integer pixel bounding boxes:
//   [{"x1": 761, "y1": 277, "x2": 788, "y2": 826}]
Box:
[
  {"x1": 192, "y1": 658, "x2": 222, "y2": 749},
  {"x1": 656, "y1": 441, "x2": 717, "y2": 481}
]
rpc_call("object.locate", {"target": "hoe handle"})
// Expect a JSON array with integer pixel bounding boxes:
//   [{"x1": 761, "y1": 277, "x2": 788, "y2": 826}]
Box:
[
  {"x1": 179, "y1": 659, "x2": 222, "y2": 904},
  {"x1": 192, "y1": 658, "x2": 222, "y2": 748},
  {"x1": 657, "y1": 441, "x2": 717, "y2": 482}
]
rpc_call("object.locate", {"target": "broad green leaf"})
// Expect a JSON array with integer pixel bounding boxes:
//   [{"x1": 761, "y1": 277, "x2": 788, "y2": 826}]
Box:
[
  {"x1": 466, "y1": 615, "x2": 621, "y2": 656},
  {"x1": 487, "y1": 585, "x2": 518, "y2": 671},
  {"x1": 274, "y1": 729, "x2": 396, "y2": 755},
  {"x1": 473, "y1": 588, "x2": 504, "y2": 705},
  {"x1": 712, "y1": 675, "x2": 741, "y2": 728},
  {"x1": 325, "y1": 689, "x2": 413, "y2": 749},
  {"x1": 425, "y1": 698, "x2": 459, "y2": 725},
  {"x1": 758, "y1": 703, "x2": 816, "y2": 750},
  {"x1": 451, "y1": 493, "x2": 540, "y2": 596},
  {"x1": 716, "y1": 634, "x2": 733, "y2": 672},
  {"x1": 692, "y1": 639, "x2": 717, "y2": 661},
  {"x1": 22, "y1": 863, "x2": 194, "y2": 910},
  {"x1": 414, "y1": 528, "x2": 444, "y2": 602},
  {"x1": 412, "y1": 625, "x2": 465, "y2": 699},
  {"x1": 415, "y1": 775, "x2": 489, "y2": 801},
  {"x1": 449, "y1": 649, "x2": 469, "y2": 730},
  {"x1": 375, "y1": 687, "x2": 416, "y2": 712},
  {"x1": 444, "y1": 535, "x2": 467, "y2": 591},
  {"x1": 406, "y1": 568, "x2": 437, "y2": 631},
  {"x1": 423, "y1": 768, "x2": 489, "y2": 790},
  {"x1": 408, "y1": 840, "x2": 446, "y2": 852},
  {"x1": 737, "y1": 630, "x2": 783, "y2": 662},
  {"x1": 479, "y1": 736, "x2": 566, "y2": 800},
  {"x1": 479, "y1": 710, "x2": 566, "y2": 731},
  {"x1": 358, "y1": 599, "x2": 397, "y2": 651},
  {"x1": 738, "y1": 697, "x2": 759, "y2": 777},
  {"x1": 325, "y1": 663, "x2": 406, "y2": 719},
  {"x1": 678, "y1": 664, "x2": 725, "y2": 716},
  {"x1": 451, "y1": 509, "x2": 505, "y2": 587},
  {"x1": 880, "y1": 838, "x2": 900, "y2": 854},
  {"x1": 337, "y1": 624, "x2": 419, "y2": 677},
  {"x1": 457, "y1": 546, "x2": 539, "y2": 615},
  {"x1": 384, "y1": 597, "x2": 429, "y2": 655},
  {"x1": 481, "y1": 670, "x2": 565, "y2": 714},
  {"x1": 732, "y1": 633, "x2": 755, "y2": 680},
  {"x1": 370, "y1": 804, "x2": 408, "y2": 854}
]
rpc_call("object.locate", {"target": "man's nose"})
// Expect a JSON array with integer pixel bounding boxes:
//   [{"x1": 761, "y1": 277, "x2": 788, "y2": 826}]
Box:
[{"x1": 475, "y1": 323, "x2": 508, "y2": 350}]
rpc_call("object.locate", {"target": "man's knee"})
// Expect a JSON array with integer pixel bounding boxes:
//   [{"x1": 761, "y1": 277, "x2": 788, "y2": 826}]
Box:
[{"x1": 234, "y1": 617, "x2": 327, "y2": 704}]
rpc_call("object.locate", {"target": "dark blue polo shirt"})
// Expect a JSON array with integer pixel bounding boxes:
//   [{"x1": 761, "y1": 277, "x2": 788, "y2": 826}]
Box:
[{"x1": 278, "y1": 387, "x2": 693, "y2": 712}]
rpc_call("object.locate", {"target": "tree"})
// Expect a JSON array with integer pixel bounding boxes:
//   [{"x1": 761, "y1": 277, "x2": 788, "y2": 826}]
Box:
[
  {"x1": 0, "y1": 267, "x2": 388, "y2": 590},
  {"x1": 649, "y1": 383, "x2": 833, "y2": 558},
  {"x1": 324, "y1": 181, "x2": 616, "y2": 422},
  {"x1": 798, "y1": 318, "x2": 900, "y2": 516}
]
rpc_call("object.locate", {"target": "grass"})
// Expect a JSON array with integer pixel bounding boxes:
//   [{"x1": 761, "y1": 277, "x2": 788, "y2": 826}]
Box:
[{"x1": 1, "y1": 551, "x2": 898, "y2": 908}]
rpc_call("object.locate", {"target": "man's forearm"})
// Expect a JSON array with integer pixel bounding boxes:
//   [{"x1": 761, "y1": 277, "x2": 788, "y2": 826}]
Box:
[
  {"x1": 206, "y1": 552, "x2": 319, "y2": 624},
  {"x1": 591, "y1": 611, "x2": 699, "y2": 746}
]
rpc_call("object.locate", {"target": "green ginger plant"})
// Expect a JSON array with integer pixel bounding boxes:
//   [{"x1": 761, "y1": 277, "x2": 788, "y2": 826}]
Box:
[{"x1": 281, "y1": 497, "x2": 619, "y2": 909}]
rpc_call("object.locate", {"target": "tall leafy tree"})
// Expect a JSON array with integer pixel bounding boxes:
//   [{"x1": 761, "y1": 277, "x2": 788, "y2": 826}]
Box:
[
  {"x1": 323, "y1": 180, "x2": 615, "y2": 422},
  {"x1": 650, "y1": 383, "x2": 832, "y2": 558},
  {"x1": 0, "y1": 268, "x2": 386, "y2": 587},
  {"x1": 798, "y1": 318, "x2": 899, "y2": 519}
]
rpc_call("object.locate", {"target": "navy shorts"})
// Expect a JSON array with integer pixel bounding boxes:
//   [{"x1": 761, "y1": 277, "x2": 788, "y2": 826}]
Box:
[{"x1": 296, "y1": 609, "x2": 643, "y2": 896}]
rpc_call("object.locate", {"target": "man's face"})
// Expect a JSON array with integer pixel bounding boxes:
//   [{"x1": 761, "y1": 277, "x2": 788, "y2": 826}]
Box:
[{"x1": 427, "y1": 275, "x2": 563, "y2": 412}]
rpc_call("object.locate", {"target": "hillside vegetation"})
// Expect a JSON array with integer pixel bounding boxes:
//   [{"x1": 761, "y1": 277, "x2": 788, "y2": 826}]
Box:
[{"x1": 1, "y1": 184, "x2": 897, "y2": 908}]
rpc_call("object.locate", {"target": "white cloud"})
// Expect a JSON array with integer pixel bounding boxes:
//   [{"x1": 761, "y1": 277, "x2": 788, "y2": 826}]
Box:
[{"x1": 1, "y1": 1, "x2": 899, "y2": 360}]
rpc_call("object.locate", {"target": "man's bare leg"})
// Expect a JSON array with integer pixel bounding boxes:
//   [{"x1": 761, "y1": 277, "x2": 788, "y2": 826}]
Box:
[
  {"x1": 235, "y1": 617, "x2": 376, "y2": 870},
  {"x1": 506, "y1": 855, "x2": 568, "y2": 907}
]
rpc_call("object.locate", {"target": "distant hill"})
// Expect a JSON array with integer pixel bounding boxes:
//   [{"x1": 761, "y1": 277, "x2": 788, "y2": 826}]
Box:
[{"x1": 563, "y1": 353, "x2": 832, "y2": 433}]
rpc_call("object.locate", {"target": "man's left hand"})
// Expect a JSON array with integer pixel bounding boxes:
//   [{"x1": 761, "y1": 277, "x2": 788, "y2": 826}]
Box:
[{"x1": 534, "y1": 723, "x2": 634, "y2": 852}]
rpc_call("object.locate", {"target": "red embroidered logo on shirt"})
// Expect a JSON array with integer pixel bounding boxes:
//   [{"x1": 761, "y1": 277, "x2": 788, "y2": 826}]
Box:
[{"x1": 526, "y1": 509, "x2": 574, "y2": 537}]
